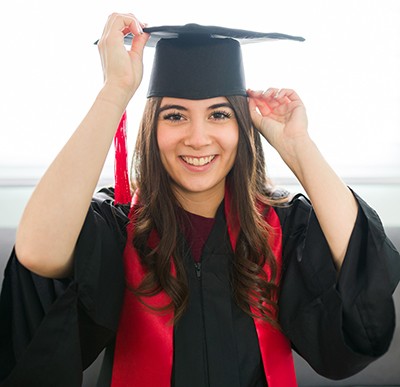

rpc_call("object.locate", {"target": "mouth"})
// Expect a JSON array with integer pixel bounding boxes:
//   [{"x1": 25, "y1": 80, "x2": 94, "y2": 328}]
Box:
[{"x1": 180, "y1": 155, "x2": 216, "y2": 166}]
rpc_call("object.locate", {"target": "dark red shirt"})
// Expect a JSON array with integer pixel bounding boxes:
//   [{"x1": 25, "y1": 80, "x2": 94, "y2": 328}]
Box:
[{"x1": 180, "y1": 210, "x2": 216, "y2": 262}]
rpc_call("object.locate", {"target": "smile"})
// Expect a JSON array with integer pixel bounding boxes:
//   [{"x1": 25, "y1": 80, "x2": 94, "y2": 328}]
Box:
[{"x1": 181, "y1": 155, "x2": 216, "y2": 166}]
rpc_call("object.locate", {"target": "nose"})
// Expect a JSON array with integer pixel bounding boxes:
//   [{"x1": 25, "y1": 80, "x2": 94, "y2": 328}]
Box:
[{"x1": 183, "y1": 120, "x2": 212, "y2": 149}]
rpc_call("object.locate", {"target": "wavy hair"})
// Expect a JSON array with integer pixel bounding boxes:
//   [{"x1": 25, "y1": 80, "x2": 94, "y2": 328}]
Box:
[{"x1": 129, "y1": 95, "x2": 286, "y2": 326}]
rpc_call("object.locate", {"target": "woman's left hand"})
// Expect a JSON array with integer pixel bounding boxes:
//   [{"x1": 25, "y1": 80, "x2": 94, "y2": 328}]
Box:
[
  {"x1": 249, "y1": 88, "x2": 358, "y2": 269},
  {"x1": 247, "y1": 88, "x2": 309, "y2": 158}
]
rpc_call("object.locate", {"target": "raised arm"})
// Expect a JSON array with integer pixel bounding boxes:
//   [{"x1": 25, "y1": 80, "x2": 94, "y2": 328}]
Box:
[
  {"x1": 15, "y1": 13, "x2": 148, "y2": 278},
  {"x1": 248, "y1": 88, "x2": 358, "y2": 270}
]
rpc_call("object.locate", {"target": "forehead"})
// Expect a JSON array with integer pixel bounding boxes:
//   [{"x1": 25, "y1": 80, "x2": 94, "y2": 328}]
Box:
[{"x1": 160, "y1": 96, "x2": 230, "y2": 109}]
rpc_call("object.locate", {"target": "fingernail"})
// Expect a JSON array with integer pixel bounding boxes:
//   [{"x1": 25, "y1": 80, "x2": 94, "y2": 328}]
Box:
[{"x1": 136, "y1": 21, "x2": 144, "y2": 35}]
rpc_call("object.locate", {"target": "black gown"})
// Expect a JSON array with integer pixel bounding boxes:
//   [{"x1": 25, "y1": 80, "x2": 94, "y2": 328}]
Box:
[{"x1": 0, "y1": 187, "x2": 399, "y2": 386}]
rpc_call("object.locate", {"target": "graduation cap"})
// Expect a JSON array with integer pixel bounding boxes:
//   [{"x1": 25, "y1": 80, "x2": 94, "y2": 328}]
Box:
[
  {"x1": 124, "y1": 24, "x2": 305, "y2": 99},
  {"x1": 106, "y1": 24, "x2": 305, "y2": 203}
]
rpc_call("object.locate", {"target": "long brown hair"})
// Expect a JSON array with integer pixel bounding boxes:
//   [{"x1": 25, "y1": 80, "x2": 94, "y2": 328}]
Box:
[{"x1": 130, "y1": 95, "x2": 285, "y2": 326}]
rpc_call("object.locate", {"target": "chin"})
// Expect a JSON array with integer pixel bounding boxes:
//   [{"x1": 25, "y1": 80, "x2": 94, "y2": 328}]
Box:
[{"x1": 174, "y1": 178, "x2": 225, "y2": 196}]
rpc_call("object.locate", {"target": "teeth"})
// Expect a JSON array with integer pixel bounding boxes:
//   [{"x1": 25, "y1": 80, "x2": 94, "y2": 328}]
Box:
[{"x1": 182, "y1": 155, "x2": 215, "y2": 166}]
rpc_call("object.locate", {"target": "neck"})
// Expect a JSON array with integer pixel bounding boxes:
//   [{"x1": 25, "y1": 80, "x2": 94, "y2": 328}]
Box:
[{"x1": 172, "y1": 185, "x2": 225, "y2": 218}]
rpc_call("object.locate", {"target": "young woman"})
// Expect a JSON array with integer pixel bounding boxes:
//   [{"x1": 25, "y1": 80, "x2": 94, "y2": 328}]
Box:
[{"x1": 1, "y1": 13, "x2": 399, "y2": 387}]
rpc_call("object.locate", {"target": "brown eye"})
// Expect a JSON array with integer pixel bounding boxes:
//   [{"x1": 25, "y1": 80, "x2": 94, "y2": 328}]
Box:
[
  {"x1": 163, "y1": 112, "x2": 184, "y2": 121},
  {"x1": 210, "y1": 110, "x2": 233, "y2": 120}
]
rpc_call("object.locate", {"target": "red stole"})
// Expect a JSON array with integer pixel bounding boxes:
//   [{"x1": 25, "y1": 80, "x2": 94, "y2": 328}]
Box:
[{"x1": 111, "y1": 191, "x2": 297, "y2": 387}]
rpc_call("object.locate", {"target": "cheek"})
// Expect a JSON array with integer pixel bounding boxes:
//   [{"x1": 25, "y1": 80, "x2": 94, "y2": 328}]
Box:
[
  {"x1": 226, "y1": 128, "x2": 239, "y2": 156},
  {"x1": 157, "y1": 128, "x2": 179, "y2": 166},
  {"x1": 157, "y1": 128, "x2": 171, "y2": 155}
]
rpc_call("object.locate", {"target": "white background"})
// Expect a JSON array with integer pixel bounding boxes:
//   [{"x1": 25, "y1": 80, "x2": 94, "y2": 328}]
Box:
[{"x1": 0, "y1": 0, "x2": 399, "y2": 183}]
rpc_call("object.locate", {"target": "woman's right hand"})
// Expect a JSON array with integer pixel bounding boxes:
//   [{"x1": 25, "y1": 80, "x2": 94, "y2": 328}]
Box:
[
  {"x1": 97, "y1": 13, "x2": 149, "y2": 103},
  {"x1": 15, "y1": 13, "x2": 149, "y2": 279}
]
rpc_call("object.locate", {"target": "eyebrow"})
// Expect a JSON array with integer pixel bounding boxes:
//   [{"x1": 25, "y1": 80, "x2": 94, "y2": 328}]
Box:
[{"x1": 157, "y1": 102, "x2": 234, "y2": 115}]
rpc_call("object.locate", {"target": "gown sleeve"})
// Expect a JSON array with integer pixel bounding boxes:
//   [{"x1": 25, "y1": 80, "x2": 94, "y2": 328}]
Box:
[
  {"x1": 0, "y1": 187, "x2": 128, "y2": 387},
  {"x1": 276, "y1": 190, "x2": 400, "y2": 380}
]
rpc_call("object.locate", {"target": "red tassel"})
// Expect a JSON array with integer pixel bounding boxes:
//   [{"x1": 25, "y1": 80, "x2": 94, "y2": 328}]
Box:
[{"x1": 114, "y1": 111, "x2": 132, "y2": 205}]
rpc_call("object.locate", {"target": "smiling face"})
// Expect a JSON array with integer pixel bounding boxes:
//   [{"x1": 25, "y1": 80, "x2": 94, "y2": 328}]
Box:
[{"x1": 156, "y1": 96, "x2": 239, "y2": 215}]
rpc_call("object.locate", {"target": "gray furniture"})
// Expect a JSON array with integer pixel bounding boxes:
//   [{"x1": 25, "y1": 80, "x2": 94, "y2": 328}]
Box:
[{"x1": 1, "y1": 227, "x2": 399, "y2": 386}]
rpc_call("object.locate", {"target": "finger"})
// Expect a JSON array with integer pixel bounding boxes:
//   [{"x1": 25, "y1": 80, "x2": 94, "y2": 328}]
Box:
[
  {"x1": 99, "y1": 13, "x2": 143, "y2": 46},
  {"x1": 120, "y1": 15, "x2": 150, "y2": 58},
  {"x1": 248, "y1": 88, "x2": 281, "y2": 106},
  {"x1": 114, "y1": 13, "x2": 143, "y2": 35},
  {"x1": 248, "y1": 95, "x2": 273, "y2": 117},
  {"x1": 129, "y1": 32, "x2": 150, "y2": 59},
  {"x1": 258, "y1": 88, "x2": 293, "y2": 111},
  {"x1": 274, "y1": 88, "x2": 301, "y2": 102},
  {"x1": 264, "y1": 88, "x2": 279, "y2": 99},
  {"x1": 121, "y1": 27, "x2": 131, "y2": 36},
  {"x1": 248, "y1": 98, "x2": 263, "y2": 129},
  {"x1": 248, "y1": 89, "x2": 280, "y2": 112},
  {"x1": 247, "y1": 89, "x2": 263, "y2": 96},
  {"x1": 247, "y1": 88, "x2": 274, "y2": 99},
  {"x1": 121, "y1": 13, "x2": 145, "y2": 36},
  {"x1": 248, "y1": 97, "x2": 259, "y2": 115},
  {"x1": 248, "y1": 88, "x2": 278, "y2": 97}
]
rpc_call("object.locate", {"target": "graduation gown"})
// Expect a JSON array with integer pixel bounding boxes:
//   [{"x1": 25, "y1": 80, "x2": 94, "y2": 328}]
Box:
[
  {"x1": 0, "y1": 187, "x2": 399, "y2": 386},
  {"x1": 110, "y1": 190, "x2": 295, "y2": 387}
]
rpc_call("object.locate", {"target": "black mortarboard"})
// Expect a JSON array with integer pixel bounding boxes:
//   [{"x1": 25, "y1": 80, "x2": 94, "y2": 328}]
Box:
[{"x1": 123, "y1": 24, "x2": 305, "y2": 99}]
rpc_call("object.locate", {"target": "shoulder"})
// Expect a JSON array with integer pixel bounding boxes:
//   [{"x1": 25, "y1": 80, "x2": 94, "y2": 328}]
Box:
[
  {"x1": 260, "y1": 190, "x2": 313, "y2": 239},
  {"x1": 90, "y1": 186, "x2": 131, "y2": 233},
  {"x1": 266, "y1": 188, "x2": 312, "y2": 218}
]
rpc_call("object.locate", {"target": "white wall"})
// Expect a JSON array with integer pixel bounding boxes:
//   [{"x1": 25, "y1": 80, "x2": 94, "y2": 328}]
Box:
[
  {"x1": 1, "y1": 183, "x2": 399, "y2": 229},
  {"x1": 0, "y1": 0, "x2": 399, "y2": 230},
  {"x1": 0, "y1": 0, "x2": 399, "y2": 181}
]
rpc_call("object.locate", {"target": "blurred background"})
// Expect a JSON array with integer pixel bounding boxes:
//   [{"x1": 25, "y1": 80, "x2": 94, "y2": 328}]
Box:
[
  {"x1": 0, "y1": 1, "x2": 399, "y2": 385},
  {"x1": 0, "y1": 0, "x2": 399, "y2": 228}
]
